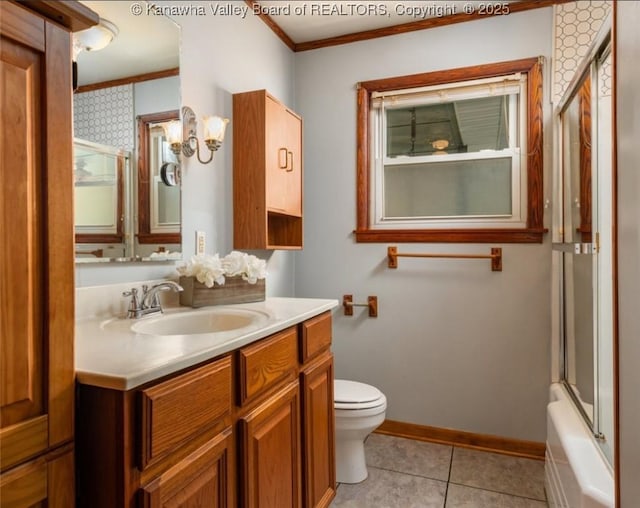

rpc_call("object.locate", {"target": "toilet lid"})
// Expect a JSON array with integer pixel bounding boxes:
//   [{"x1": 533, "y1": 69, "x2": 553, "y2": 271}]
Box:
[{"x1": 334, "y1": 379, "x2": 385, "y2": 409}]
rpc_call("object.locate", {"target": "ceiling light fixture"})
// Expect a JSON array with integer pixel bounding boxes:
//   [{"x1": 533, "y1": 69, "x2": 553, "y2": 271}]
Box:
[
  {"x1": 73, "y1": 18, "x2": 118, "y2": 60},
  {"x1": 72, "y1": 17, "x2": 119, "y2": 91},
  {"x1": 431, "y1": 139, "x2": 449, "y2": 151}
]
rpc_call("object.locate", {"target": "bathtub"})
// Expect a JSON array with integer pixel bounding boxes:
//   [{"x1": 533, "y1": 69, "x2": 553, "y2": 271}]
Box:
[{"x1": 545, "y1": 383, "x2": 614, "y2": 508}]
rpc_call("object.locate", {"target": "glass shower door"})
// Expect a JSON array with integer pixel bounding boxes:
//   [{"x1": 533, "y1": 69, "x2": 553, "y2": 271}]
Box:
[
  {"x1": 593, "y1": 46, "x2": 614, "y2": 465},
  {"x1": 555, "y1": 36, "x2": 614, "y2": 466},
  {"x1": 553, "y1": 37, "x2": 615, "y2": 464},
  {"x1": 558, "y1": 74, "x2": 596, "y2": 424}
]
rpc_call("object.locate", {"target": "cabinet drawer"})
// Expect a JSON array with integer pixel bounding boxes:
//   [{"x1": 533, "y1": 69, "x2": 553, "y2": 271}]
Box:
[
  {"x1": 299, "y1": 312, "x2": 332, "y2": 364},
  {"x1": 139, "y1": 356, "x2": 232, "y2": 469},
  {"x1": 238, "y1": 327, "x2": 298, "y2": 406},
  {"x1": 0, "y1": 457, "x2": 47, "y2": 507}
]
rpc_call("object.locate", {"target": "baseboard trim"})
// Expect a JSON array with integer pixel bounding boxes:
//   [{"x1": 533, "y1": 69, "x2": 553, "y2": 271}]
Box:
[{"x1": 375, "y1": 419, "x2": 546, "y2": 461}]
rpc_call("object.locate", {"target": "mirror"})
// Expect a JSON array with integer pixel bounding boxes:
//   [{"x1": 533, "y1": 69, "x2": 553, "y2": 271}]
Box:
[
  {"x1": 73, "y1": 1, "x2": 181, "y2": 263},
  {"x1": 557, "y1": 22, "x2": 614, "y2": 464}
]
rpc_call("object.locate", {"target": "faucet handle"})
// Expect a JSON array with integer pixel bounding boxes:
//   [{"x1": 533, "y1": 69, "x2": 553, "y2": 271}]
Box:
[
  {"x1": 122, "y1": 288, "x2": 140, "y2": 318},
  {"x1": 122, "y1": 287, "x2": 139, "y2": 299}
]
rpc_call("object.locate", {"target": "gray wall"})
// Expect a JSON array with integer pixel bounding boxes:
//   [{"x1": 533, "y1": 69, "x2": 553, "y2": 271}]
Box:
[
  {"x1": 616, "y1": 3, "x2": 640, "y2": 504},
  {"x1": 75, "y1": 2, "x2": 297, "y2": 296},
  {"x1": 294, "y1": 10, "x2": 553, "y2": 442},
  {"x1": 134, "y1": 75, "x2": 180, "y2": 117}
]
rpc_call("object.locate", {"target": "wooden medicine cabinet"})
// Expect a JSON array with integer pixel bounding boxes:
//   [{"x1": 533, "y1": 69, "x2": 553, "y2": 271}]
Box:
[{"x1": 233, "y1": 89, "x2": 303, "y2": 249}]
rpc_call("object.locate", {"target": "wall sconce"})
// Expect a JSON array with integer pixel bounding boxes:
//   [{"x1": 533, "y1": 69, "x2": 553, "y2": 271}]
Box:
[{"x1": 164, "y1": 106, "x2": 229, "y2": 164}]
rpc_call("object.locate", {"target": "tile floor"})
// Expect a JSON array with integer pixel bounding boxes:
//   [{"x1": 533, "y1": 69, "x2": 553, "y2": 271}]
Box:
[{"x1": 330, "y1": 433, "x2": 547, "y2": 508}]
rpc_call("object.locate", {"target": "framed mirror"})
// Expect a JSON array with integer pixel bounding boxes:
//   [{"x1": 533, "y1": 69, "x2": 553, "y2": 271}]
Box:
[{"x1": 73, "y1": 0, "x2": 181, "y2": 263}]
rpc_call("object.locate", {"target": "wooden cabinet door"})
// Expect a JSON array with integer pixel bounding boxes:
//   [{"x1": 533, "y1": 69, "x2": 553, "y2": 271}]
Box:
[
  {"x1": 265, "y1": 95, "x2": 302, "y2": 217},
  {"x1": 140, "y1": 428, "x2": 234, "y2": 508},
  {"x1": 281, "y1": 107, "x2": 302, "y2": 217},
  {"x1": 0, "y1": 1, "x2": 74, "y2": 476},
  {"x1": 300, "y1": 353, "x2": 336, "y2": 508},
  {"x1": 265, "y1": 94, "x2": 290, "y2": 215},
  {"x1": 1, "y1": 7, "x2": 47, "y2": 470},
  {"x1": 240, "y1": 381, "x2": 301, "y2": 508}
]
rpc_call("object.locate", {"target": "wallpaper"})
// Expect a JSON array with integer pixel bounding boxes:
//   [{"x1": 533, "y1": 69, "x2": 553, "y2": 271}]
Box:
[
  {"x1": 73, "y1": 84, "x2": 135, "y2": 152},
  {"x1": 553, "y1": 0, "x2": 611, "y2": 104}
]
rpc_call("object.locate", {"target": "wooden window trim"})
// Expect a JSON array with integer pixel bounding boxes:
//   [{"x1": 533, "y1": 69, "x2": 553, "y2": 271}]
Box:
[
  {"x1": 137, "y1": 110, "x2": 181, "y2": 245},
  {"x1": 355, "y1": 57, "x2": 546, "y2": 244},
  {"x1": 577, "y1": 75, "x2": 592, "y2": 242}
]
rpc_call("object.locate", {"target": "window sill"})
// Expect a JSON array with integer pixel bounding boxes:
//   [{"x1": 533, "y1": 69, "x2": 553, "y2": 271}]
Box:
[
  {"x1": 76, "y1": 233, "x2": 124, "y2": 244},
  {"x1": 137, "y1": 232, "x2": 181, "y2": 244},
  {"x1": 353, "y1": 228, "x2": 547, "y2": 243}
]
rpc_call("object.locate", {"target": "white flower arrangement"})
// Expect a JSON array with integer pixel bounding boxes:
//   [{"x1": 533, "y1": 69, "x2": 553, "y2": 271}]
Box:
[{"x1": 177, "y1": 251, "x2": 267, "y2": 288}]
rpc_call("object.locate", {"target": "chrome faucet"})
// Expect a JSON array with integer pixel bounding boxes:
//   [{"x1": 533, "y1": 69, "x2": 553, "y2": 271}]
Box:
[{"x1": 123, "y1": 281, "x2": 183, "y2": 319}]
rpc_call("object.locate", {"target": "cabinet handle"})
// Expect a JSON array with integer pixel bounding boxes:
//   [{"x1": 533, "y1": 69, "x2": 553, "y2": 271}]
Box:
[
  {"x1": 278, "y1": 147, "x2": 288, "y2": 169},
  {"x1": 286, "y1": 151, "x2": 294, "y2": 172}
]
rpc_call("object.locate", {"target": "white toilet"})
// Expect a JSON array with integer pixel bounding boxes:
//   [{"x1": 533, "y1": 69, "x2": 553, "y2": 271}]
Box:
[{"x1": 334, "y1": 379, "x2": 387, "y2": 484}]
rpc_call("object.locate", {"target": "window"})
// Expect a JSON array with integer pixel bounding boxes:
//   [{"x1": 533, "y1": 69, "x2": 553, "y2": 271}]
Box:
[
  {"x1": 74, "y1": 139, "x2": 126, "y2": 245},
  {"x1": 137, "y1": 110, "x2": 181, "y2": 245},
  {"x1": 355, "y1": 57, "x2": 545, "y2": 243}
]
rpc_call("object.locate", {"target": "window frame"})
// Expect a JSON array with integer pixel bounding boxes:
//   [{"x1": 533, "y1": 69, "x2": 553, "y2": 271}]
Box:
[
  {"x1": 74, "y1": 139, "x2": 125, "y2": 245},
  {"x1": 136, "y1": 110, "x2": 181, "y2": 245},
  {"x1": 374, "y1": 76, "x2": 525, "y2": 228},
  {"x1": 355, "y1": 57, "x2": 545, "y2": 243}
]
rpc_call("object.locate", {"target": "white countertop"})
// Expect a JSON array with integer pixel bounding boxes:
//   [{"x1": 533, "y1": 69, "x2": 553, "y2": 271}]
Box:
[{"x1": 75, "y1": 297, "x2": 339, "y2": 391}]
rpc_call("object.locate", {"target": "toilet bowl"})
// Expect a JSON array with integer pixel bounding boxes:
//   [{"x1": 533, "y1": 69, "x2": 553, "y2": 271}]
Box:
[{"x1": 334, "y1": 379, "x2": 387, "y2": 484}]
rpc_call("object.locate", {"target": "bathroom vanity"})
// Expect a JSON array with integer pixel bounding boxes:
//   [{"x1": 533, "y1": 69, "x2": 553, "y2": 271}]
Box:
[{"x1": 75, "y1": 298, "x2": 337, "y2": 508}]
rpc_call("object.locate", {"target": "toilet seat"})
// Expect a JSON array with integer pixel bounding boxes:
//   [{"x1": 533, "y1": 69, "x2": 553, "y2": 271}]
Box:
[{"x1": 334, "y1": 379, "x2": 386, "y2": 410}]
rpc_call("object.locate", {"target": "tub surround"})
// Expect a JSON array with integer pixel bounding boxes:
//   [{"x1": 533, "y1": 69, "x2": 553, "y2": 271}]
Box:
[
  {"x1": 75, "y1": 290, "x2": 338, "y2": 389},
  {"x1": 545, "y1": 383, "x2": 613, "y2": 508}
]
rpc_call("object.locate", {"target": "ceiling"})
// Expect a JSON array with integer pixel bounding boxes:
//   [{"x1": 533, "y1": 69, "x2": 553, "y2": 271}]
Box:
[
  {"x1": 76, "y1": 1, "x2": 179, "y2": 86},
  {"x1": 255, "y1": 0, "x2": 519, "y2": 44},
  {"x1": 75, "y1": 0, "x2": 556, "y2": 85}
]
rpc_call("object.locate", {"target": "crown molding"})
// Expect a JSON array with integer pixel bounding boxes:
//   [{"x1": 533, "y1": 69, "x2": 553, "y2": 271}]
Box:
[{"x1": 249, "y1": 0, "x2": 572, "y2": 52}]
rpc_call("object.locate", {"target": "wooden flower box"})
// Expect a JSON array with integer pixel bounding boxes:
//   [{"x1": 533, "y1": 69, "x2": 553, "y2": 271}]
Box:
[{"x1": 179, "y1": 276, "x2": 266, "y2": 308}]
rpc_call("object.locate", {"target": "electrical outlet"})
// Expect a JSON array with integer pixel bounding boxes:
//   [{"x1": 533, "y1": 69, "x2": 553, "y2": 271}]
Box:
[{"x1": 196, "y1": 231, "x2": 206, "y2": 255}]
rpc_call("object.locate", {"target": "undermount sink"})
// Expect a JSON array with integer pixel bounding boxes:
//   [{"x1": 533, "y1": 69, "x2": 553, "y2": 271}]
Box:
[{"x1": 129, "y1": 307, "x2": 270, "y2": 336}]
